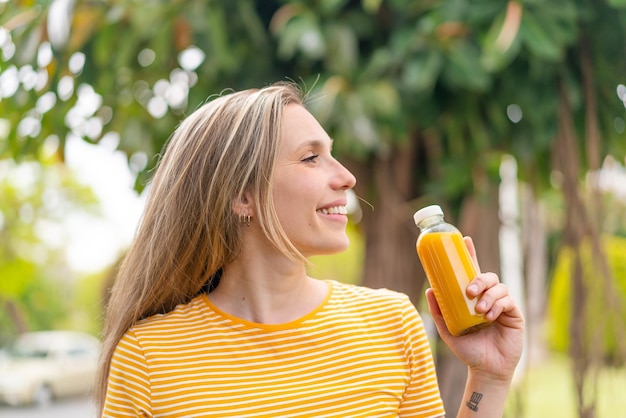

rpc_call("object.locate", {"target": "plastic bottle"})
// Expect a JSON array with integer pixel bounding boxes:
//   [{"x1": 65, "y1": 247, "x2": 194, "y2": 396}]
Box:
[{"x1": 413, "y1": 205, "x2": 491, "y2": 336}]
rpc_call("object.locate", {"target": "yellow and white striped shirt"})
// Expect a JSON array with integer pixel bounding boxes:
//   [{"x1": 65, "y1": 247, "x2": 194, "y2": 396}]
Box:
[{"x1": 103, "y1": 280, "x2": 444, "y2": 417}]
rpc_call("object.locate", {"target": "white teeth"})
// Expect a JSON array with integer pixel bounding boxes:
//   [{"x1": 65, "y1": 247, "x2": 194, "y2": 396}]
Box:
[{"x1": 318, "y1": 206, "x2": 348, "y2": 215}]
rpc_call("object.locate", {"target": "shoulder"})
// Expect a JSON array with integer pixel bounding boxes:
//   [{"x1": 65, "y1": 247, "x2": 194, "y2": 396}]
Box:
[
  {"x1": 330, "y1": 280, "x2": 411, "y2": 301},
  {"x1": 327, "y1": 280, "x2": 415, "y2": 312},
  {"x1": 114, "y1": 294, "x2": 214, "y2": 361},
  {"x1": 129, "y1": 294, "x2": 210, "y2": 337},
  {"x1": 324, "y1": 281, "x2": 428, "y2": 344}
]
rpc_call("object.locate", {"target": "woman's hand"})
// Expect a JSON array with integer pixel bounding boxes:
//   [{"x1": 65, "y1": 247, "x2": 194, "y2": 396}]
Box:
[{"x1": 425, "y1": 236, "x2": 525, "y2": 383}]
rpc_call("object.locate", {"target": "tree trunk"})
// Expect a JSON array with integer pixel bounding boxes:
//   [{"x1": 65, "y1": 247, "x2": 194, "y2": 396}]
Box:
[
  {"x1": 579, "y1": 35, "x2": 626, "y2": 364},
  {"x1": 555, "y1": 81, "x2": 596, "y2": 418},
  {"x1": 1, "y1": 299, "x2": 28, "y2": 335},
  {"x1": 520, "y1": 185, "x2": 548, "y2": 365}
]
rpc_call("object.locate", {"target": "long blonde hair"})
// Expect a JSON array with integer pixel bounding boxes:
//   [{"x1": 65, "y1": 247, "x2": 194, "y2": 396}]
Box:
[{"x1": 95, "y1": 82, "x2": 306, "y2": 413}]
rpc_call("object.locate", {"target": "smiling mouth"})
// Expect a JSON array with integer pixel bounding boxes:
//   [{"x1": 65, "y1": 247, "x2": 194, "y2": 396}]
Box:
[{"x1": 317, "y1": 206, "x2": 348, "y2": 215}]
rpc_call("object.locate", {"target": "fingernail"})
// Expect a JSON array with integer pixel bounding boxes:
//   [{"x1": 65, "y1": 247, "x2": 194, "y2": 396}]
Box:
[{"x1": 468, "y1": 284, "x2": 479, "y2": 294}]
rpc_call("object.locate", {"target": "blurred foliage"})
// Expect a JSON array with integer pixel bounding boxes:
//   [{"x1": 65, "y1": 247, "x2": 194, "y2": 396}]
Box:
[
  {"x1": 0, "y1": 151, "x2": 98, "y2": 339},
  {"x1": 547, "y1": 235, "x2": 626, "y2": 364},
  {"x1": 59, "y1": 269, "x2": 108, "y2": 336},
  {"x1": 504, "y1": 354, "x2": 626, "y2": 416},
  {"x1": 0, "y1": 0, "x2": 624, "y2": 197},
  {"x1": 544, "y1": 162, "x2": 626, "y2": 364}
]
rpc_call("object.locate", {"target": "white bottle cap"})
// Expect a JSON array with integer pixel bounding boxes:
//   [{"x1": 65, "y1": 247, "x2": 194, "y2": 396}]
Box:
[{"x1": 413, "y1": 205, "x2": 444, "y2": 225}]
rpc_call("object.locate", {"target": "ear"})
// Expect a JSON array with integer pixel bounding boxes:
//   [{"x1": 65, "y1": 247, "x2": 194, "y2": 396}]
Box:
[{"x1": 232, "y1": 192, "x2": 255, "y2": 218}]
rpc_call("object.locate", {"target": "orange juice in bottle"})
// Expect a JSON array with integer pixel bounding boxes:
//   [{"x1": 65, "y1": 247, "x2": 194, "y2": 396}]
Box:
[{"x1": 413, "y1": 205, "x2": 491, "y2": 336}]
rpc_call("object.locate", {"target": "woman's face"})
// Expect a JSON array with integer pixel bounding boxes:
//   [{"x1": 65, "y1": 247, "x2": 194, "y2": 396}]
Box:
[{"x1": 272, "y1": 104, "x2": 357, "y2": 258}]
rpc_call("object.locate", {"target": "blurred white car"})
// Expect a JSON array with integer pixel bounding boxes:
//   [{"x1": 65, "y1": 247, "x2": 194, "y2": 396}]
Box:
[{"x1": 0, "y1": 330, "x2": 101, "y2": 406}]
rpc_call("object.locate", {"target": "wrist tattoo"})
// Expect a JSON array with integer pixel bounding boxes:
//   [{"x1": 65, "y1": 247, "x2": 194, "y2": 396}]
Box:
[{"x1": 466, "y1": 392, "x2": 483, "y2": 412}]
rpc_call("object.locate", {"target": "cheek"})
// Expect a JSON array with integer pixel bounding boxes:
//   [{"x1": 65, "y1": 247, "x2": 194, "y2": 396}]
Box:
[
  {"x1": 273, "y1": 171, "x2": 314, "y2": 205},
  {"x1": 272, "y1": 177, "x2": 316, "y2": 225},
  {"x1": 272, "y1": 182, "x2": 295, "y2": 222}
]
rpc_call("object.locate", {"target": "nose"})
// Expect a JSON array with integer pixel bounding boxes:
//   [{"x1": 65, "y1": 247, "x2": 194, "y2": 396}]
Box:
[{"x1": 332, "y1": 158, "x2": 357, "y2": 190}]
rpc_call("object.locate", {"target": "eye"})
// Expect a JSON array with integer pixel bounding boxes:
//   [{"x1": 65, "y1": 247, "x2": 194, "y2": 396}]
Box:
[{"x1": 301, "y1": 154, "x2": 319, "y2": 163}]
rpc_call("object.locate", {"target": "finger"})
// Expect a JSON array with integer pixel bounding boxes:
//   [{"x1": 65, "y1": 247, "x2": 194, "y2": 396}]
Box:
[
  {"x1": 492, "y1": 296, "x2": 526, "y2": 330},
  {"x1": 425, "y1": 288, "x2": 452, "y2": 339},
  {"x1": 485, "y1": 292, "x2": 523, "y2": 323},
  {"x1": 463, "y1": 236, "x2": 481, "y2": 273},
  {"x1": 466, "y1": 272, "x2": 500, "y2": 298},
  {"x1": 474, "y1": 282, "x2": 510, "y2": 316}
]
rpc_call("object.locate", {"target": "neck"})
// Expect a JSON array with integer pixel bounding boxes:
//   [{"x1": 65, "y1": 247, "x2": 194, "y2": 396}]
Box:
[{"x1": 209, "y1": 250, "x2": 327, "y2": 324}]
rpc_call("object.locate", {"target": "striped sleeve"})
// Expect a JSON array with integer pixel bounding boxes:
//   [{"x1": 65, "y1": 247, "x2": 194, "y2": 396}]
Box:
[
  {"x1": 102, "y1": 329, "x2": 152, "y2": 417},
  {"x1": 398, "y1": 296, "x2": 445, "y2": 418}
]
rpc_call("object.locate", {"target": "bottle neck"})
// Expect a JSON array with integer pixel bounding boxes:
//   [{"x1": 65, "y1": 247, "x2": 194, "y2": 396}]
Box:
[{"x1": 416, "y1": 214, "x2": 444, "y2": 230}]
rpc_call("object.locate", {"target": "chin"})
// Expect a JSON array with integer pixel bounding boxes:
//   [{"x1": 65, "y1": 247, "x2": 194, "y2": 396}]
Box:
[
  {"x1": 299, "y1": 235, "x2": 351, "y2": 257},
  {"x1": 320, "y1": 240, "x2": 351, "y2": 255},
  {"x1": 302, "y1": 243, "x2": 350, "y2": 258}
]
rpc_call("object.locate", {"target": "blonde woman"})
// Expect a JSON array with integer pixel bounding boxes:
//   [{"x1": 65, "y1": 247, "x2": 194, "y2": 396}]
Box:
[{"x1": 96, "y1": 82, "x2": 524, "y2": 417}]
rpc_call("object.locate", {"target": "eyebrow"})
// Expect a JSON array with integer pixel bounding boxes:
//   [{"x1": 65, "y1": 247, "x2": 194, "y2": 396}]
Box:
[
  {"x1": 300, "y1": 138, "x2": 334, "y2": 149},
  {"x1": 286, "y1": 137, "x2": 335, "y2": 158}
]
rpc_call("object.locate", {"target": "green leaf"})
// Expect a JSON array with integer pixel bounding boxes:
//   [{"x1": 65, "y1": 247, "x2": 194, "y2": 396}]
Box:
[
  {"x1": 607, "y1": 0, "x2": 626, "y2": 8},
  {"x1": 319, "y1": 0, "x2": 350, "y2": 15},
  {"x1": 361, "y1": 48, "x2": 393, "y2": 78},
  {"x1": 324, "y1": 23, "x2": 358, "y2": 75},
  {"x1": 276, "y1": 13, "x2": 326, "y2": 60},
  {"x1": 480, "y1": 3, "x2": 522, "y2": 72},
  {"x1": 520, "y1": 11, "x2": 562, "y2": 61},
  {"x1": 442, "y1": 43, "x2": 491, "y2": 91},
  {"x1": 362, "y1": 0, "x2": 383, "y2": 14},
  {"x1": 359, "y1": 80, "x2": 401, "y2": 118},
  {"x1": 402, "y1": 50, "x2": 444, "y2": 92},
  {"x1": 149, "y1": 21, "x2": 173, "y2": 69}
]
